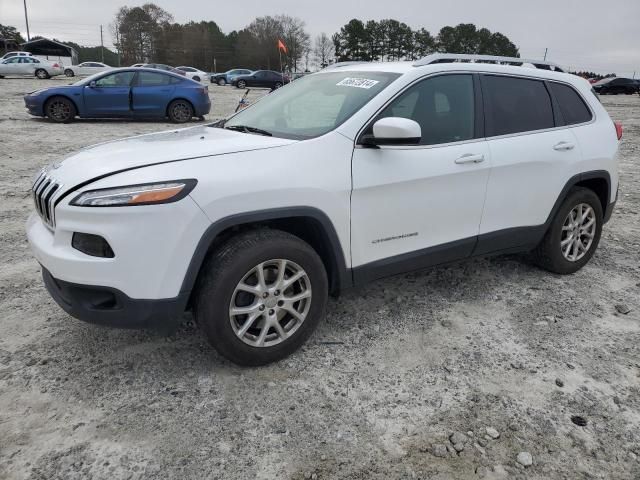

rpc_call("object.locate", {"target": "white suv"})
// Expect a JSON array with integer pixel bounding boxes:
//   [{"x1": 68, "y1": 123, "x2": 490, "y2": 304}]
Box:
[{"x1": 27, "y1": 54, "x2": 621, "y2": 365}]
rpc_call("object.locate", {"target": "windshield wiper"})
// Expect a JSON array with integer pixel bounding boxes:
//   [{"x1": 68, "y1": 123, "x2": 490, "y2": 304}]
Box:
[{"x1": 225, "y1": 125, "x2": 272, "y2": 136}]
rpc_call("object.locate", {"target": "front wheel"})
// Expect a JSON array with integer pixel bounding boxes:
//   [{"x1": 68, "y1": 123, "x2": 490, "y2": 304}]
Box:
[
  {"x1": 194, "y1": 229, "x2": 328, "y2": 366},
  {"x1": 35, "y1": 69, "x2": 50, "y2": 79},
  {"x1": 45, "y1": 96, "x2": 76, "y2": 123},
  {"x1": 532, "y1": 187, "x2": 603, "y2": 274},
  {"x1": 167, "y1": 99, "x2": 194, "y2": 123},
  {"x1": 64, "y1": 69, "x2": 74, "y2": 77}
]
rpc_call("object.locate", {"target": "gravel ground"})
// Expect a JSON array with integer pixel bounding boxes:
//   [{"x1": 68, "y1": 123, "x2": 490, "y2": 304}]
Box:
[{"x1": 0, "y1": 77, "x2": 639, "y2": 480}]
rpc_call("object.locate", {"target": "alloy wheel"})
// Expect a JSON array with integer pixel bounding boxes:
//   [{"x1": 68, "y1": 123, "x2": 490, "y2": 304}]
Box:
[
  {"x1": 560, "y1": 203, "x2": 596, "y2": 261},
  {"x1": 171, "y1": 102, "x2": 191, "y2": 122},
  {"x1": 47, "y1": 100, "x2": 71, "y2": 121},
  {"x1": 229, "y1": 259, "x2": 312, "y2": 347}
]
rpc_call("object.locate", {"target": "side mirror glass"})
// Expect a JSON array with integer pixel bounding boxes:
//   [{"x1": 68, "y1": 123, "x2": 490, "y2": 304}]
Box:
[{"x1": 362, "y1": 117, "x2": 421, "y2": 147}]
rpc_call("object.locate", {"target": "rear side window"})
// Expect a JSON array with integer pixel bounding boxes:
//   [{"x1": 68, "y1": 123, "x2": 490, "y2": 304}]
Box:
[
  {"x1": 548, "y1": 82, "x2": 592, "y2": 125},
  {"x1": 137, "y1": 71, "x2": 171, "y2": 86},
  {"x1": 483, "y1": 75, "x2": 554, "y2": 136}
]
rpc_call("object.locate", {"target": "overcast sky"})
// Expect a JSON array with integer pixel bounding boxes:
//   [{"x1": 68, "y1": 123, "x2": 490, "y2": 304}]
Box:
[{"x1": 1, "y1": 0, "x2": 638, "y2": 76}]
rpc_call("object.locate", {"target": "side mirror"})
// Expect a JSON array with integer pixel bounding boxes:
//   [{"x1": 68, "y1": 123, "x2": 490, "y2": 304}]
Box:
[
  {"x1": 361, "y1": 117, "x2": 421, "y2": 147},
  {"x1": 89, "y1": 81, "x2": 97, "y2": 88}
]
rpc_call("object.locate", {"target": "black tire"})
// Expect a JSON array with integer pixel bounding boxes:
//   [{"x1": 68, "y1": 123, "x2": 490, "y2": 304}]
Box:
[
  {"x1": 167, "y1": 99, "x2": 194, "y2": 123},
  {"x1": 64, "y1": 69, "x2": 74, "y2": 77},
  {"x1": 193, "y1": 76, "x2": 200, "y2": 82},
  {"x1": 194, "y1": 229, "x2": 328, "y2": 366},
  {"x1": 217, "y1": 78, "x2": 226, "y2": 86},
  {"x1": 45, "y1": 96, "x2": 76, "y2": 123},
  {"x1": 274, "y1": 81, "x2": 283, "y2": 89},
  {"x1": 35, "y1": 68, "x2": 50, "y2": 79},
  {"x1": 237, "y1": 80, "x2": 246, "y2": 89},
  {"x1": 532, "y1": 187, "x2": 603, "y2": 274}
]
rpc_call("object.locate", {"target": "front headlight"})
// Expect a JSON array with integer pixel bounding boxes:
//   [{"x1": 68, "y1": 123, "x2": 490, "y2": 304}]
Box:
[{"x1": 70, "y1": 179, "x2": 197, "y2": 207}]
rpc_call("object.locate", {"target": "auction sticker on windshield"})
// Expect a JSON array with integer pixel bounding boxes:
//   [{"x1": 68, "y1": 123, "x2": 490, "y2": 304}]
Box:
[{"x1": 336, "y1": 78, "x2": 380, "y2": 89}]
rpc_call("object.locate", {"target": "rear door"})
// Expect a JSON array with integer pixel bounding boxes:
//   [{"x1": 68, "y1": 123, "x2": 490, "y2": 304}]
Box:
[
  {"x1": 131, "y1": 71, "x2": 175, "y2": 118},
  {"x1": 83, "y1": 70, "x2": 134, "y2": 117},
  {"x1": 476, "y1": 74, "x2": 582, "y2": 253}
]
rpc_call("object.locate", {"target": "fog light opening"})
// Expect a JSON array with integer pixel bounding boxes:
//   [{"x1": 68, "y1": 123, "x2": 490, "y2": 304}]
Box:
[{"x1": 72, "y1": 232, "x2": 115, "y2": 258}]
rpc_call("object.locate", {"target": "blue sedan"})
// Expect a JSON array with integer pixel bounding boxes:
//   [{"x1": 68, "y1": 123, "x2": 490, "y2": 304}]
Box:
[{"x1": 24, "y1": 68, "x2": 211, "y2": 123}]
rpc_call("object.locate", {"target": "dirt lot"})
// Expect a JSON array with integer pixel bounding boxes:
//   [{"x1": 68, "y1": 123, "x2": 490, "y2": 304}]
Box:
[{"x1": 0, "y1": 77, "x2": 639, "y2": 480}]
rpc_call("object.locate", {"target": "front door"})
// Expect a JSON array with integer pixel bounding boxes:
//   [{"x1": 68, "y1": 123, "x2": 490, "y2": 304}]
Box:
[
  {"x1": 351, "y1": 73, "x2": 490, "y2": 283},
  {"x1": 83, "y1": 70, "x2": 134, "y2": 117}
]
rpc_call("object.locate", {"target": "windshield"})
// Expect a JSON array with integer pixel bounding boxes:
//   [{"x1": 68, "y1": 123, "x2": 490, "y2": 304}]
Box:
[{"x1": 222, "y1": 71, "x2": 400, "y2": 140}]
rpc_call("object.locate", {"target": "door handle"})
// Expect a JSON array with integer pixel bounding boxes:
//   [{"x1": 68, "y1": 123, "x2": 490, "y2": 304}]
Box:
[
  {"x1": 553, "y1": 141, "x2": 575, "y2": 151},
  {"x1": 455, "y1": 153, "x2": 485, "y2": 164}
]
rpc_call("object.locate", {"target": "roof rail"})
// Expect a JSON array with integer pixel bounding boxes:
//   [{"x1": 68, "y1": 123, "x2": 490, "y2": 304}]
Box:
[
  {"x1": 413, "y1": 53, "x2": 565, "y2": 72},
  {"x1": 321, "y1": 61, "x2": 367, "y2": 71}
]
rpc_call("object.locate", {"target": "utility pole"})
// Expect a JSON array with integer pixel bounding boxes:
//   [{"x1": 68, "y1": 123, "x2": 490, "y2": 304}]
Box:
[
  {"x1": 100, "y1": 25, "x2": 104, "y2": 62},
  {"x1": 23, "y1": 0, "x2": 31, "y2": 41},
  {"x1": 543, "y1": 48, "x2": 548, "y2": 61}
]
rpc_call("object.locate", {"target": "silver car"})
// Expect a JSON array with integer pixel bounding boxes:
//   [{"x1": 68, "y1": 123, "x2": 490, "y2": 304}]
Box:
[{"x1": 0, "y1": 56, "x2": 64, "y2": 79}]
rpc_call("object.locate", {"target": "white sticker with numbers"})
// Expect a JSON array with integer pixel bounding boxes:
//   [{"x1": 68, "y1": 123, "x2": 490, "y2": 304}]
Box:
[{"x1": 336, "y1": 77, "x2": 380, "y2": 89}]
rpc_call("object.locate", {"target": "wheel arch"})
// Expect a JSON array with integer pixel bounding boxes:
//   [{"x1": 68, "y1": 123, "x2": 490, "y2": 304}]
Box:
[
  {"x1": 181, "y1": 207, "x2": 351, "y2": 304},
  {"x1": 546, "y1": 170, "x2": 612, "y2": 227}
]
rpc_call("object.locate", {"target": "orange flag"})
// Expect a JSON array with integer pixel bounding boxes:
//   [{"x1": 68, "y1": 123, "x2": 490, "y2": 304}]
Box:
[{"x1": 277, "y1": 39, "x2": 288, "y2": 54}]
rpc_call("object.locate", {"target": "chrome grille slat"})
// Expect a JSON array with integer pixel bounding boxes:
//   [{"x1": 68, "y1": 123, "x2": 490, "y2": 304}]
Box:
[{"x1": 31, "y1": 170, "x2": 61, "y2": 230}]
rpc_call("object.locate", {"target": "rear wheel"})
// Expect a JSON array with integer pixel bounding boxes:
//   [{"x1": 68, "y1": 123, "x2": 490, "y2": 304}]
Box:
[
  {"x1": 167, "y1": 99, "x2": 194, "y2": 123},
  {"x1": 237, "y1": 80, "x2": 246, "y2": 89},
  {"x1": 193, "y1": 76, "x2": 200, "y2": 82},
  {"x1": 274, "y1": 81, "x2": 283, "y2": 89},
  {"x1": 217, "y1": 78, "x2": 226, "y2": 86},
  {"x1": 35, "y1": 69, "x2": 49, "y2": 79},
  {"x1": 194, "y1": 229, "x2": 328, "y2": 366},
  {"x1": 64, "y1": 69, "x2": 74, "y2": 77},
  {"x1": 45, "y1": 96, "x2": 76, "y2": 123},
  {"x1": 532, "y1": 187, "x2": 603, "y2": 274}
]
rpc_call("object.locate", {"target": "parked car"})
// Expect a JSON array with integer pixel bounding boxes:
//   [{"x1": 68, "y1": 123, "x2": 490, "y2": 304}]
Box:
[
  {"x1": 64, "y1": 62, "x2": 112, "y2": 77},
  {"x1": 210, "y1": 68, "x2": 252, "y2": 86},
  {"x1": 0, "y1": 56, "x2": 63, "y2": 79},
  {"x1": 175, "y1": 66, "x2": 207, "y2": 82},
  {"x1": 0, "y1": 51, "x2": 33, "y2": 61},
  {"x1": 232, "y1": 70, "x2": 289, "y2": 90},
  {"x1": 592, "y1": 77, "x2": 640, "y2": 95},
  {"x1": 26, "y1": 54, "x2": 620, "y2": 366},
  {"x1": 140, "y1": 63, "x2": 186, "y2": 76},
  {"x1": 23, "y1": 67, "x2": 210, "y2": 123}
]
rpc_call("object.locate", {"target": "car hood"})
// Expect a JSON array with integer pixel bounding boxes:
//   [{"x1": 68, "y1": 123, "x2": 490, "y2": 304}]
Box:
[{"x1": 45, "y1": 125, "x2": 296, "y2": 191}]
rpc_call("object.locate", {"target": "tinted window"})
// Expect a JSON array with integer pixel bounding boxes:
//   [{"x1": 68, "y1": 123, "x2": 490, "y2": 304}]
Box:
[
  {"x1": 483, "y1": 75, "x2": 554, "y2": 136},
  {"x1": 137, "y1": 71, "x2": 170, "y2": 86},
  {"x1": 549, "y1": 82, "x2": 592, "y2": 125},
  {"x1": 375, "y1": 74, "x2": 475, "y2": 145},
  {"x1": 95, "y1": 71, "x2": 135, "y2": 87}
]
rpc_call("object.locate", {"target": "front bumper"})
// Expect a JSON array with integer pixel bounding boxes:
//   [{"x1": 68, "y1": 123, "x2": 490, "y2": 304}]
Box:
[
  {"x1": 24, "y1": 96, "x2": 44, "y2": 116},
  {"x1": 42, "y1": 267, "x2": 187, "y2": 330}
]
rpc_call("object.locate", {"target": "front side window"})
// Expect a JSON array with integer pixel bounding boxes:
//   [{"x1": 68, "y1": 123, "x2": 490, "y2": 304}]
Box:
[
  {"x1": 548, "y1": 82, "x2": 592, "y2": 125},
  {"x1": 483, "y1": 75, "x2": 554, "y2": 136},
  {"x1": 371, "y1": 74, "x2": 475, "y2": 145},
  {"x1": 5, "y1": 58, "x2": 20, "y2": 64},
  {"x1": 222, "y1": 71, "x2": 400, "y2": 140},
  {"x1": 95, "y1": 71, "x2": 135, "y2": 87}
]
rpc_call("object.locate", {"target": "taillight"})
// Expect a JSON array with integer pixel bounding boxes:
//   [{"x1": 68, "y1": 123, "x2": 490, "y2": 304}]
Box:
[{"x1": 614, "y1": 122, "x2": 623, "y2": 140}]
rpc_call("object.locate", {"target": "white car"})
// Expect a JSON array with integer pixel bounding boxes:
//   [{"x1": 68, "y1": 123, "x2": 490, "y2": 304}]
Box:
[
  {"x1": 0, "y1": 56, "x2": 63, "y2": 79},
  {"x1": 175, "y1": 66, "x2": 208, "y2": 82},
  {"x1": 27, "y1": 54, "x2": 620, "y2": 365},
  {"x1": 64, "y1": 62, "x2": 112, "y2": 77},
  {"x1": 0, "y1": 51, "x2": 33, "y2": 61}
]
